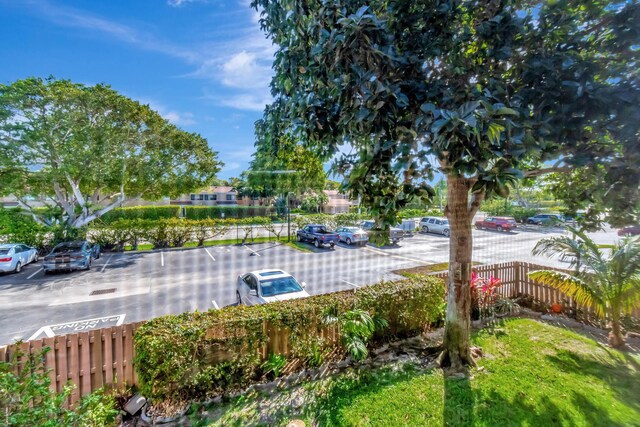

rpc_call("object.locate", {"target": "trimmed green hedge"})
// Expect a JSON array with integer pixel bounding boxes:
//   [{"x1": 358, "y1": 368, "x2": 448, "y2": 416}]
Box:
[
  {"x1": 134, "y1": 275, "x2": 445, "y2": 401},
  {"x1": 184, "y1": 205, "x2": 276, "y2": 219},
  {"x1": 100, "y1": 206, "x2": 180, "y2": 223},
  {"x1": 89, "y1": 217, "x2": 273, "y2": 250}
]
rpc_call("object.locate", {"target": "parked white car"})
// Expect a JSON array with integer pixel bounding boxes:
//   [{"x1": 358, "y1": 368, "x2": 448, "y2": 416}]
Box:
[
  {"x1": 0, "y1": 244, "x2": 39, "y2": 273},
  {"x1": 419, "y1": 217, "x2": 450, "y2": 237},
  {"x1": 336, "y1": 226, "x2": 369, "y2": 246},
  {"x1": 236, "y1": 269, "x2": 309, "y2": 306}
]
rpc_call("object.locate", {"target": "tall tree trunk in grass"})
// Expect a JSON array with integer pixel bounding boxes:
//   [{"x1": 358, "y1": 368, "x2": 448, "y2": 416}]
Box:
[
  {"x1": 609, "y1": 309, "x2": 625, "y2": 348},
  {"x1": 439, "y1": 174, "x2": 484, "y2": 369}
]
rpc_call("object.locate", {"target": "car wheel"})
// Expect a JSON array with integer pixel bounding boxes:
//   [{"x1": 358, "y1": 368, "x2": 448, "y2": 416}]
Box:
[
  {"x1": 330, "y1": 243, "x2": 335, "y2": 249},
  {"x1": 236, "y1": 291, "x2": 242, "y2": 305},
  {"x1": 497, "y1": 225, "x2": 504, "y2": 232},
  {"x1": 297, "y1": 234, "x2": 303, "y2": 242},
  {"x1": 443, "y1": 229, "x2": 450, "y2": 237},
  {"x1": 14, "y1": 262, "x2": 22, "y2": 273},
  {"x1": 423, "y1": 226, "x2": 429, "y2": 233},
  {"x1": 314, "y1": 239, "x2": 320, "y2": 248},
  {"x1": 346, "y1": 238, "x2": 352, "y2": 245}
]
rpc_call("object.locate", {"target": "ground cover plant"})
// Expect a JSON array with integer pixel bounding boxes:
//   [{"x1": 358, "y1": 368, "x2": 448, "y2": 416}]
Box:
[{"x1": 188, "y1": 319, "x2": 640, "y2": 426}]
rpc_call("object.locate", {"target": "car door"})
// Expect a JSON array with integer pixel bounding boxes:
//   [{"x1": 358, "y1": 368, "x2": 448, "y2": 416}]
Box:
[
  {"x1": 433, "y1": 220, "x2": 443, "y2": 234},
  {"x1": 485, "y1": 218, "x2": 496, "y2": 229},
  {"x1": 15, "y1": 245, "x2": 27, "y2": 265}
]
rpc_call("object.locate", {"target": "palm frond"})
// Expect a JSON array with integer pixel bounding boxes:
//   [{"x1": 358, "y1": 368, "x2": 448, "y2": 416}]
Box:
[
  {"x1": 619, "y1": 277, "x2": 640, "y2": 315},
  {"x1": 529, "y1": 270, "x2": 606, "y2": 317},
  {"x1": 533, "y1": 229, "x2": 607, "y2": 277}
]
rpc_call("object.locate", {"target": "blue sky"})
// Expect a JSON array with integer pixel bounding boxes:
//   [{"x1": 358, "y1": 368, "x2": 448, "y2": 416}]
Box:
[{"x1": 0, "y1": 0, "x2": 274, "y2": 179}]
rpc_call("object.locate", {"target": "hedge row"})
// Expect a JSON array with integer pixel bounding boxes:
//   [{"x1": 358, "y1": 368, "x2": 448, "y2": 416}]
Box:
[
  {"x1": 481, "y1": 200, "x2": 540, "y2": 223},
  {"x1": 89, "y1": 214, "x2": 373, "y2": 251},
  {"x1": 184, "y1": 206, "x2": 276, "y2": 219},
  {"x1": 89, "y1": 217, "x2": 274, "y2": 250},
  {"x1": 98, "y1": 205, "x2": 280, "y2": 223},
  {"x1": 134, "y1": 275, "x2": 445, "y2": 401},
  {"x1": 100, "y1": 206, "x2": 181, "y2": 223}
]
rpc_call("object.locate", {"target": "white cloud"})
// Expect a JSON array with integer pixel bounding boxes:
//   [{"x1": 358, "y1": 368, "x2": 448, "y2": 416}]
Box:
[
  {"x1": 162, "y1": 111, "x2": 197, "y2": 126},
  {"x1": 26, "y1": 0, "x2": 198, "y2": 61},
  {"x1": 221, "y1": 51, "x2": 271, "y2": 88},
  {"x1": 23, "y1": 0, "x2": 276, "y2": 112},
  {"x1": 167, "y1": 0, "x2": 209, "y2": 7},
  {"x1": 218, "y1": 94, "x2": 272, "y2": 111}
]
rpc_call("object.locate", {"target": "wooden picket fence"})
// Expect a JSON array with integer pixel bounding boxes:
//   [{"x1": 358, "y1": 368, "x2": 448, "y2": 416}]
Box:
[
  {"x1": 1, "y1": 260, "x2": 638, "y2": 406},
  {"x1": 0, "y1": 322, "x2": 143, "y2": 406},
  {"x1": 432, "y1": 261, "x2": 640, "y2": 319}
]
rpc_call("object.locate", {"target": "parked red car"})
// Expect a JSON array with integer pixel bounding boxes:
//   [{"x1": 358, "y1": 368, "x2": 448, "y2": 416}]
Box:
[
  {"x1": 475, "y1": 217, "x2": 518, "y2": 232},
  {"x1": 618, "y1": 225, "x2": 640, "y2": 236}
]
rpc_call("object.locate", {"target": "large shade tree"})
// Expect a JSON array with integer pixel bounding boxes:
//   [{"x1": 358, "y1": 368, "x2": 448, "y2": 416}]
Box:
[
  {"x1": 0, "y1": 78, "x2": 221, "y2": 227},
  {"x1": 252, "y1": 0, "x2": 640, "y2": 369}
]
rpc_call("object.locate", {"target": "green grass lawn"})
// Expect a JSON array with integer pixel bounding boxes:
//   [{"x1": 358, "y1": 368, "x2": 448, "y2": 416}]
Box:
[{"x1": 193, "y1": 319, "x2": 640, "y2": 427}]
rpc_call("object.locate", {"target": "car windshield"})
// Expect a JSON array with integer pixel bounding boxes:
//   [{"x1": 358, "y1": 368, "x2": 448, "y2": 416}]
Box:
[
  {"x1": 53, "y1": 243, "x2": 83, "y2": 253},
  {"x1": 260, "y1": 277, "x2": 304, "y2": 297},
  {"x1": 442, "y1": 220, "x2": 449, "y2": 225}
]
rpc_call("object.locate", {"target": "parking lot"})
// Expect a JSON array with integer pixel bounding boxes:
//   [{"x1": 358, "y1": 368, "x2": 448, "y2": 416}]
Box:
[{"x1": 0, "y1": 225, "x2": 620, "y2": 345}]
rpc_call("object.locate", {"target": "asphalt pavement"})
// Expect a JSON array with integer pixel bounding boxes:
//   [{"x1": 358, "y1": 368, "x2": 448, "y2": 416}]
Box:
[{"x1": 0, "y1": 225, "x2": 620, "y2": 345}]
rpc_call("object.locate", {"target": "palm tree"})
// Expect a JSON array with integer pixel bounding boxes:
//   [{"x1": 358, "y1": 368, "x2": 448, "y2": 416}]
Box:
[{"x1": 530, "y1": 228, "x2": 640, "y2": 348}]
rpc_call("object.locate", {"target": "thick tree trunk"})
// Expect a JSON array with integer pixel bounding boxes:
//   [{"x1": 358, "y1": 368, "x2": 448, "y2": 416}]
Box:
[
  {"x1": 438, "y1": 174, "x2": 476, "y2": 370},
  {"x1": 608, "y1": 316, "x2": 626, "y2": 348}
]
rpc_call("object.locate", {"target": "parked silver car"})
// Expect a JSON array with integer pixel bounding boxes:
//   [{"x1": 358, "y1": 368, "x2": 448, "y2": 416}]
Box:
[
  {"x1": 336, "y1": 226, "x2": 369, "y2": 246},
  {"x1": 43, "y1": 241, "x2": 100, "y2": 274},
  {"x1": 236, "y1": 269, "x2": 309, "y2": 306},
  {"x1": 360, "y1": 220, "x2": 404, "y2": 244},
  {"x1": 419, "y1": 217, "x2": 450, "y2": 237},
  {"x1": 0, "y1": 244, "x2": 39, "y2": 273}
]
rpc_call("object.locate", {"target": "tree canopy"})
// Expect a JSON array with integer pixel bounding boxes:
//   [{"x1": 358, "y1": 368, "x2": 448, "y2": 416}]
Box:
[
  {"x1": 252, "y1": 0, "x2": 640, "y2": 368},
  {"x1": 248, "y1": 117, "x2": 327, "y2": 197},
  {"x1": 0, "y1": 77, "x2": 221, "y2": 227}
]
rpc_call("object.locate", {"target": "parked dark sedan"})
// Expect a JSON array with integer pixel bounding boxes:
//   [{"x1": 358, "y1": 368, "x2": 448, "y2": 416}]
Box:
[{"x1": 43, "y1": 241, "x2": 100, "y2": 273}]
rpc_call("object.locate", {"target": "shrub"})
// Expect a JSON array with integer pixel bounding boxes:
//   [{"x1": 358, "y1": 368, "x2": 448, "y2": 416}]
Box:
[
  {"x1": 481, "y1": 199, "x2": 540, "y2": 222},
  {"x1": 398, "y1": 209, "x2": 444, "y2": 219},
  {"x1": 0, "y1": 208, "x2": 50, "y2": 250},
  {"x1": 100, "y1": 206, "x2": 180, "y2": 223},
  {"x1": 0, "y1": 346, "x2": 118, "y2": 427},
  {"x1": 184, "y1": 206, "x2": 275, "y2": 219},
  {"x1": 134, "y1": 275, "x2": 445, "y2": 401}
]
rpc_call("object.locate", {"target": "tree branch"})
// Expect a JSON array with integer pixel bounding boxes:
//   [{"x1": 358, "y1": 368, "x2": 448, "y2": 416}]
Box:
[
  {"x1": 468, "y1": 189, "x2": 485, "y2": 217},
  {"x1": 524, "y1": 166, "x2": 573, "y2": 178},
  {"x1": 15, "y1": 197, "x2": 50, "y2": 226},
  {"x1": 65, "y1": 172, "x2": 88, "y2": 217},
  {"x1": 53, "y1": 180, "x2": 75, "y2": 222}
]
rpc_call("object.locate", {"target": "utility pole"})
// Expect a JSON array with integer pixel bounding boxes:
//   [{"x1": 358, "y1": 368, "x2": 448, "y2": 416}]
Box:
[{"x1": 287, "y1": 192, "x2": 291, "y2": 242}]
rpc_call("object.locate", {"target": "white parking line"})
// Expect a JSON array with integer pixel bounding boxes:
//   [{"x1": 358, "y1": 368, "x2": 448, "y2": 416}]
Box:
[
  {"x1": 363, "y1": 246, "x2": 424, "y2": 264},
  {"x1": 204, "y1": 248, "x2": 216, "y2": 262},
  {"x1": 243, "y1": 245, "x2": 261, "y2": 256},
  {"x1": 27, "y1": 268, "x2": 43, "y2": 280},
  {"x1": 161, "y1": 251, "x2": 165, "y2": 267},
  {"x1": 211, "y1": 300, "x2": 219, "y2": 310},
  {"x1": 100, "y1": 254, "x2": 114, "y2": 272},
  {"x1": 341, "y1": 279, "x2": 360, "y2": 288}
]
